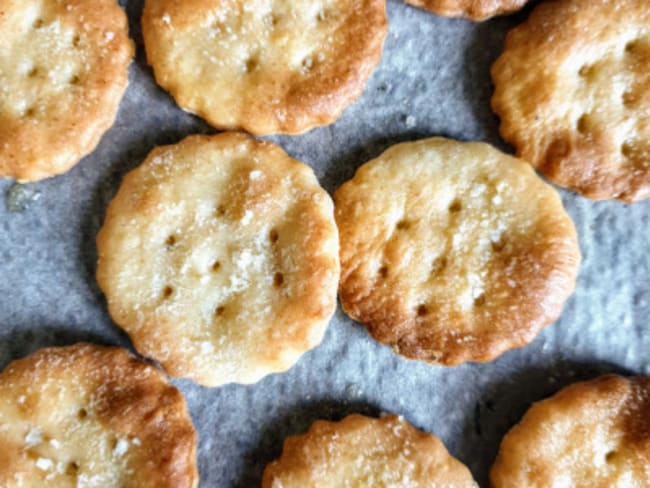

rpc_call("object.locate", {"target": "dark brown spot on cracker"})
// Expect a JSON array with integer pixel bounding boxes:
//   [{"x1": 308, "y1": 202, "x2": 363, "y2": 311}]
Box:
[
  {"x1": 417, "y1": 304, "x2": 429, "y2": 316},
  {"x1": 33, "y1": 18, "x2": 44, "y2": 29},
  {"x1": 577, "y1": 114, "x2": 589, "y2": 134},
  {"x1": 448, "y1": 199, "x2": 462, "y2": 213},
  {"x1": 625, "y1": 39, "x2": 642, "y2": 54},
  {"x1": 301, "y1": 56, "x2": 314, "y2": 73},
  {"x1": 162, "y1": 286, "x2": 174, "y2": 299},
  {"x1": 317, "y1": 9, "x2": 330, "y2": 22},
  {"x1": 245, "y1": 56, "x2": 259, "y2": 73},
  {"x1": 66, "y1": 462, "x2": 79, "y2": 476},
  {"x1": 77, "y1": 408, "x2": 88, "y2": 420},
  {"x1": 69, "y1": 74, "x2": 80, "y2": 85},
  {"x1": 578, "y1": 64, "x2": 592, "y2": 77},
  {"x1": 622, "y1": 141, "x2": 634, "y2": 159},
  {"x1": 273, "y1": 272, "x2": 284, "y2": 287},
  {"x1": 491, "y1": 236, "x2": 506, "y2": 252},
  {"x1": 24, "y1": 107, "x2": 36, "y2": 118},
  {"x1": 216, "y1": 204, "x2": 226, "y2": 217},
  {"x1": 474, "y1": 294, "x2": 486, "y2": 307},
  {"x1": 378, "y1": 265, "x2": 388, "y2": 278},
  {"x1": 269, "y1": 229, "x2": 279, "y2": 244},
  {"x1": 165, "y1": 235, "x2": 176, "y2": 248},
  {"x1": 215, "y1": 305, "x2": 225, "y2": 316},
  {"x1": 72, "y1": 34, "x2": 81, "y2": 47},
  {"x1": 264, "y1": 13, "x2": 279, "y2": 28},
  {"x1": 211, "y1": 260, "x2": 221, "y2": 272},
  {"x1": 622, "y1": 91, "x2": 638, "y2": 108},
  {"x1": 432, "y1": 256, "x2": 447, "y2": 275},
  {"x1": 396, "y1": 220, "x2": 411, "y2": 230}
]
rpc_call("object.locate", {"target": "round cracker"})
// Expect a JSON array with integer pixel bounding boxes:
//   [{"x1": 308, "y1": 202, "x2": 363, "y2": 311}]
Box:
[
  {"x1": 96, "y1": 132, "x2": 340, "y2": 387},
  {"x1": 491, "y1": 375, "x2": 650, "y2": 487},
  {"x1": 492, "y1": 0, "x2": 650, "y2": 202},
  {"x1": 0, "y1": 343, "x2": 197, "y2": 488},
  {"x1": 263, "y1": 414, "x2": 477, "y2": 487},
  {"x1": 0, "y1": 0, "x2": 133, "y2": 181},
  {"x1": 403, "y1": 0, "x2": 527, "y2": 21},
  {"x1": 334, "y1": 137, "x2": 580, "y2": 366},
  {"x1": 141, "y1": 0, "x2": 387, "y2": 135}
]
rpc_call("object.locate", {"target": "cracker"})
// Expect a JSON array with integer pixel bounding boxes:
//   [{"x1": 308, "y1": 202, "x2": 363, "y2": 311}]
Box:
[
  {"x1": 141, "y1": 0, "x2": 387, "y2": 135},
  {"x1": 334, "y1": 137, "x2": 580, "y2": 366},
  {"x1": 263, "y1": 414, "x2": 477, "y2": 487},
  {"x1": 491, "y1": 375, "x2": 650, "y2": 487},
  {"x1": 403, "y1": 0, "x2": 527, "y2": 21},
  {"x1": 0, "y1": 343, "x2": 198, "y2": 488},
  {"x1": 491, "y1": 0, "x2": 650, "y2": 202},
  {"x1": 96, "y1": 132, "x2": 340, "y2": 387},
  {"x1": 0, "y1": 0, "x2": 133, "y2": 181}
]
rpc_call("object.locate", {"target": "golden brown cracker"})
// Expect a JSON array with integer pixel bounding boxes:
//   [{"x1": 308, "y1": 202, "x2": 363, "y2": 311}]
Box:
[
  {"x1": 0, "y1": 0, "x2": 133, "y2": 181},
  {"x1": 263, "y1": 414, "x2": 478, "y2": 487},
  {"x1": 97, "y1": 132, "x2": 340, "y2": 387},
  {"x1": 141, "y1": 0, "x2": 387, "y2": 135},
  {"x1": 491, "y1": 375, "x2": 650, "y2": 487},
  {"x1": 334, "y1": 137, "x2": 580, "y2": 366},
  {"x1": 0, "y1": 343, "x2": 198, "y2": 488},
  {"x1": 492, "y1": 0, "x2": 650, "y2": 202}
]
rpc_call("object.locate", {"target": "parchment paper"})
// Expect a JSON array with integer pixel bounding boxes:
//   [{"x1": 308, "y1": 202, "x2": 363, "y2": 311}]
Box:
[{"x1": 1, "y1": 1, "x2": 649, "y2": 486}]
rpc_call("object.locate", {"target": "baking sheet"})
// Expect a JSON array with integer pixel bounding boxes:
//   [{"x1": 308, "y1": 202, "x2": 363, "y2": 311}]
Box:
[{"x1": 1, "y1": 1, "x2": 649, "y2": 486}]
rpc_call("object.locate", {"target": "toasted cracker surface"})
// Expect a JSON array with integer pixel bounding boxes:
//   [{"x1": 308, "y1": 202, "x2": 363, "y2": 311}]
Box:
[
  {"x1": 141, "y1": 0, "x2": 387, "y2": 135},
  {"x1": 491, "y1": 375, "x2": 650, "y2": 487},
  {"x1": 335, "y1": 137, "x2": 580, "y2": 366},
  {"x1": 492, "y1": 0, "x2": 650, "y2": 202},
  {"x1": 0, "y1": 343, "x2": 198, "y2": 488},
  {"x1": 403, "y1": 0, "x2": 527, "y2": 21},
  {"x1": 263, "y1": 414, "x2": 477, "y2": 487},
  {"x1": 97, "y1": 132, "x2": 339, "y2": 387},
  {"x1": 0, "y1": 0, "x2": 133, "y2": 181}
]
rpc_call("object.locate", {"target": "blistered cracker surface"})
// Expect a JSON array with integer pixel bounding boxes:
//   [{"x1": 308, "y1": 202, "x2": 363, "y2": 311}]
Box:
[
  {"x1": 492, "y1": 0, "x2": 650, "y2": 202},
  {"x1": 403, "y1": 0, "x2": 527, "y2": 21},
  {"x1": 0, "y1": 0, "x2": 133, "y2": 181},
  {"x1": 141, "y1": 0, "x2": 387, "y2": 135},
  {"x1": 2, "y1": 1, "x2": 650, "y2": 486},
  {"x1": 0, "y1": 343, "x2": 198, "y2": 488},
  {"x1": 96, "y1": 132, "x2": 340, "y2": 387},
  {"x1": 263, "y1": 414, "x2": 478, "y2": 487},
  {"x1": 491, "y1": 375, "x2": 650, "y2": 487},
  {"x1": 335, "y1": 137, "x2": 580, "y2": 365}
]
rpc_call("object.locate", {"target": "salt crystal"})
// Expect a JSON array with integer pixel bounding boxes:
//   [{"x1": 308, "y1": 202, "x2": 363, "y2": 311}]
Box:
[
  {"x1": 35, "y1": 458, "x2": 53, "y2": 471},
  {"x1": 113, "y1": 438, "x2": 129, "y2": 457}
]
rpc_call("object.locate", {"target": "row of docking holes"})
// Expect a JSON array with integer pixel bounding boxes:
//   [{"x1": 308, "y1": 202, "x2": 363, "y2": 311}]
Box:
[
  {"x1": 20, "y1": 19, "x2": 82, "y2": 118},
  {"x1": 576, "y1": 38, "x2": 646, "y2": 160},
  {"x1": 239, "y1": 9, "x2": 333, "y2": 75},
  {"x1": 376, "y1": 198, "x2": 507, "y2": 316},
  {"x1": 24, "y1": 407, "x2": 113, "y2": 477},
  {"x1": 160, "y1": 224, "x2": 284, "y2": 318}
]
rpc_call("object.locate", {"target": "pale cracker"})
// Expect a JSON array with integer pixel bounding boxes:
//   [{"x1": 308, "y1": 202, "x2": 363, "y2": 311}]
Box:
[
  {"x1": 96, "y1": 132, "x2": 340, "y2": 387},
  {"x1": 0, "y1": 0, "x2": 133, "y2": 181},
  {"x1": 403, "y1": 0, "x2": 527, "y2": 21},
  {"x1": 0, "y1": 343, "x2": 198, "y2": 488},
  {"x1": 334, "y1": 137, "x2": 580, "y2": 366},
  {"x1": 141, "y1": 0, "x2": 387, "y2": 135},
  {"x1": 263, "y1": 414, "x2": 478, "y2": 487},
  {"x1": 491, "y1": 375, "x2": 650, "y2": 487},
  {"x1": 492, "y1": 0, "x2": 650, "y2": 202}
]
